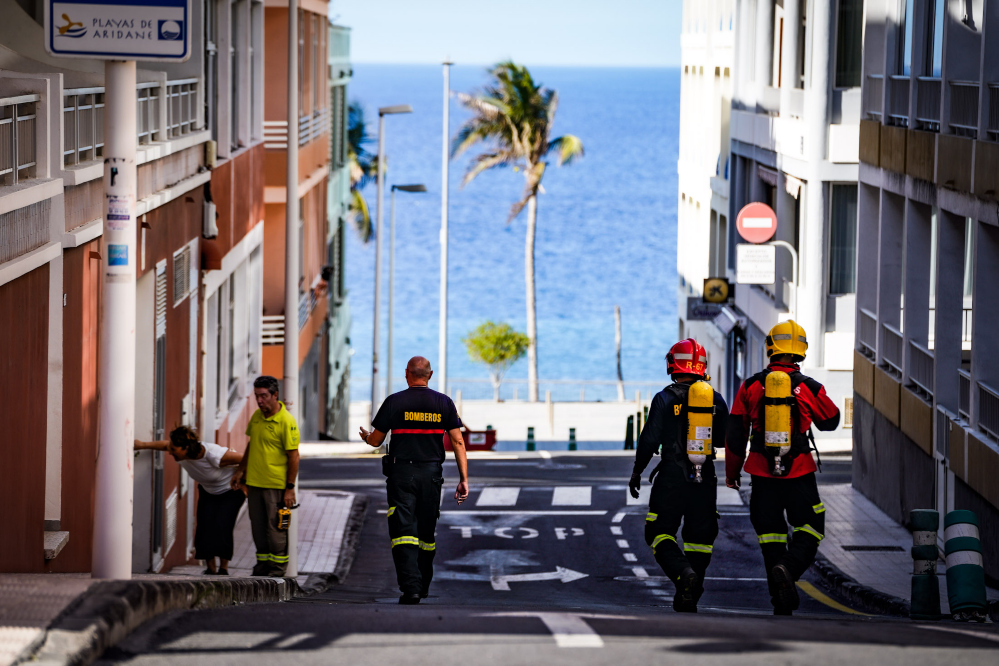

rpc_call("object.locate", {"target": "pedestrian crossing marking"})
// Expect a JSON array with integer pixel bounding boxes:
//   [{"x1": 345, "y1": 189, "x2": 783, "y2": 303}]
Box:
[
  {"x1": 552, "y1": 486, "x2": 592, "y2": 506},
  {"x1": 626, "y1": 485, "x2": 651, "y2": 505},
  {"x1": 477, "y1": 487, "x2": 521, "y2": 506},
  {"x1": 616, "y1": 539, "x2": 630, "y2": 549},
  {"x1": 623, "y1": 553, "x2": 637, "y2": 562}
]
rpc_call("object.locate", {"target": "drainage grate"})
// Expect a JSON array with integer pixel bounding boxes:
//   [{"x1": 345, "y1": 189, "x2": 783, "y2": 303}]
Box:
[{"x1": 841, "y1": 545, "x2": 905, "y2": 552}]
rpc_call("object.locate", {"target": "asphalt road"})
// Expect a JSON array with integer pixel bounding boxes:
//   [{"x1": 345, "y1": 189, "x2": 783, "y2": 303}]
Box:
[{"x1": 99, "y1": 453, "x2": 999, "y2": 665}]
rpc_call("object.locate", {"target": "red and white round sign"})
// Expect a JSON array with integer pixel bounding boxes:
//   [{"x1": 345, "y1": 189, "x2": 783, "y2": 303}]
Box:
[{"x1": 736, "y1": 202, "x2": 778, "y2": 244}]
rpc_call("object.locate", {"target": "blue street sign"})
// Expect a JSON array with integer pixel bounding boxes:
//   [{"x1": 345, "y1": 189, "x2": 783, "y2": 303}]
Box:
[{"x1": 45, "y1": 0, "x2": 191, "y2": 61}]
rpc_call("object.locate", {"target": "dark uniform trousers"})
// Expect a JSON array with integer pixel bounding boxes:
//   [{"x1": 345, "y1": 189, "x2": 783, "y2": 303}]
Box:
[
  {"x1": 749, "y1": 473, "x2": 825, "y2": 598},
  {"x1": 644, "y1": 469, "x2": 719, "y2": 582},
  {"x1": 386, "y1": 461, "x2": 444, "y2": 595}
]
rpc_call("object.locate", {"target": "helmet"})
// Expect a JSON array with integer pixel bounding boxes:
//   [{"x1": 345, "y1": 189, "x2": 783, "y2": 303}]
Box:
[
  {"x1": 666, "y1": 338, "x2": 708, "y2": 377},
  {"x1": 766, "y1": 320, "x2": 808, "y2": 360}
]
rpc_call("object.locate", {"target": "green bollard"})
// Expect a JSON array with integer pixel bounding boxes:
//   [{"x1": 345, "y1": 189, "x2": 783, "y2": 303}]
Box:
[
  {"x1": 624, "y1": 415, "x2": 634, "y2": 450},
  {"x1": 909, "y1": 509, "x2": 942, "y2": 621},
  {"x1": 569, "y1": 427, "x2": 577, "y2": 451},
  {"x1": 526, "y1": 426, "x2": 535, "y2": 452},
  {"x1": 944, "y1": 510, "x2": 987, "y2": 621},
  {"x1": 644, "y1": 404, "x2": 649, "y2": 425}
]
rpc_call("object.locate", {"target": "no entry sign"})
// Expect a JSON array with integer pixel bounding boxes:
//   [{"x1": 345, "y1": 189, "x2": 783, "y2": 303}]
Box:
[{"x1": 736, "y1": 202, "x2": 778, "y2": 244}]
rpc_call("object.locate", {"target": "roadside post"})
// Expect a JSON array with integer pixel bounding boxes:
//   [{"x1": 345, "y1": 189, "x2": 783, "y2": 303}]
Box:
[
  {"x1": 735, "y1": 202, "x2": 798, "y2": 320},
  {"x1": 624, "y1": 415, "x2": 634, "y2": 450},
  {"x1": 46, "y1": 0, "x2": 191, "y2": 580},
  {"x1": 944, "y1": 510, "x2": 987, "y2": 621},
  {"x1": 526, "y1": 426, "x2": 535, "y2": 452},
  {"x1": 909, "y1": 509, "x2": 942, "y2": 620},
  {"x1": 568, "y1": 428, "x2": 576, "y2": 451}
]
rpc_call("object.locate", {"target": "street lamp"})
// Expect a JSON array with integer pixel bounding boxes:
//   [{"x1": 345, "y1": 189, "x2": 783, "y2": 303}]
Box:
[
  {"x1": 371, "y1": 105, "x2": 413, "y2": 414},
  {"x1": 387, "y1": 184, "x2": 427, "y2": 397}
]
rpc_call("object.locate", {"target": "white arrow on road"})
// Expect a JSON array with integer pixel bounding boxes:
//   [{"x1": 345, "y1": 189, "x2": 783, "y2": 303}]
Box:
[{"x1": 491, "y1": 566, "x2": 588, "y2": 591}]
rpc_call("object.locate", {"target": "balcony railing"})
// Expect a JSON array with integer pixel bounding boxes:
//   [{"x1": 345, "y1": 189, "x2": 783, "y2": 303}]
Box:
[
  {"x1": 136, "y1": 82, "x2": 161, "y2": 145},
  {"x1": 979, "y1": 382, "x2": 999, "y2": 440},
  {"x1": 166, "y1": 79, "x2": 198, "y2": 139},
  {"x1": 958, "y1": 369, "x2": 971, "y2": 420},
  {"x1": 262, "y1": 315, "x2": 284, "y2": 345},
  {"x1": 64, "y1": 88, "x2": 104, "y2": 165},
  {"x1": 858, "y1": 307, "x2": 878, "y2": 356},
  {"x1": 887, "y1": 75, "x2": 910, "y2": 126},
  {"x1": 299, "y1": 106, "x2": 330, "y2": 146},
  {"x1": 882, "y1": 323, "x2": 904, "y2": 375},
  {"x1": 949, "y1": 81, "x2": 979, "y2": 136},
  {"x1": 915, "y1": 77, "x2": 941, "y2": 129},
  {"x1": 908, "y1": 340, "x2": 934, "y2": 397},
  {"x1": 0, "y1": 95, "x2": 38, "y2": 186},
  {"x1": 988, "y1": 83, "x2": 999, "y2": 141},
  {"x1": 865, "y1": 74, "x2": 884, "y2": 119}
]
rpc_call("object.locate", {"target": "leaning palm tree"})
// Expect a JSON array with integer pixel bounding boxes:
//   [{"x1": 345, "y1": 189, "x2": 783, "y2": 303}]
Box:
[
  {"x1": 452, "y1": 62, "x2": 584, "y2": 402},
  {"x1": 347, "y1": 101, "x2": 378, "y2": 242}
]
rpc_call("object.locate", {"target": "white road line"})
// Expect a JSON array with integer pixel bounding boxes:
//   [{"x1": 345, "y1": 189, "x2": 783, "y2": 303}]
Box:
[
  {"x1": 477, "y1": 487, "x2": 521, "y2": 506},
  {"x1": 632, "y1": 566, "x2": 649, "y2": 578},
  {"x1": 716, "y1": 485, "x2": 744, "y2": 506},
  {"x1": 440, "y1": 510, "x2": 607, "y2": 516},
  {"x1": 917, "y1": 625, "x2": 999, "y2": 644},
  {"x1": 610, "y1": 526, "x2": 623, "y2": 535},
  {"x1": 616, "y1": 539, "x2": 630, "y2": 549},
  {"x1": 539, "y1": 450, "x2": 552, "y2": 459},
  {"x1": 552, "y1": 486, "x2": 592, "y2": 506},
  {"x1": 626, "y1": 485, "x2": 651, "y2": 505},
  {"x1": 611, "y1": 512, "x2": 626, "y2": 523},
  {"x1": 623, "y1": 553, "x2": 637, "y2": 562},
  {"x1": 274, "y1": 634, "x2": 313, "y2": 649},
  {"x1": 536, "y1": 613, "x2": 604, "y2": 649}
]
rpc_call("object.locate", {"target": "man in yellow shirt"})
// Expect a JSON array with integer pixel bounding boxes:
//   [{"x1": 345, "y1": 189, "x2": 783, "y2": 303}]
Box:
[{"x1": 232, "y1": 376, "x2": 300, "y2": 576}]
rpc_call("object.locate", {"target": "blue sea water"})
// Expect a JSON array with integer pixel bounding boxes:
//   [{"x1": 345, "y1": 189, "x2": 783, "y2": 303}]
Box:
[{"x1": 345, "y1": 65, "x2": 679, "y2": 401}]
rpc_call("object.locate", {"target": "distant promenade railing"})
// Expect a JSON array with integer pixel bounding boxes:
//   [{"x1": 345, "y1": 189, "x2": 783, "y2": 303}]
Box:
[{"x1": 353, "y1": 377, "x2": 664, "y2": 403}]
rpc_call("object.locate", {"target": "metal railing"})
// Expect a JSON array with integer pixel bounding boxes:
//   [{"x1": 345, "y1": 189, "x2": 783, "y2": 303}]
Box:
[
  {"x1": 64, "y1": 88, "x2": 104, "y2": 165},
  {"x1": 865, "y1": 74, "x2": 884, "y2": 119},
  {"x1": 136, "y1": 82, "x2": 161, "y2": 145},
  {"x1": 935, "y1": 405, "x2": 950, "y2": 457},
  {"x1": 915, "y1": 77, "x2": 941, "y2": 128},
  {"x1": 262, "y1": 315, "x2": 284, "y2": 345},
  {"x1": 949, "y1": 81, "x2": 979, "y2": 135},
  {"x1": 0, "y1": 95, "x2": 38, "y2": 186},
  {"x1": 166, "y1": 79, "x2": 198, "y2": 138},
  {"x1": 882, "y1": 323, "x2": 904, "y2": 374},
  {"x1": 858, "y1": 307, "x2": 878, "y2": 356},
  {"x1": 0, "y1": 199, "x2": 49, "y2": 263},
  {"x1": 988, "y1": 83, "x2": 999, "y2": 141},
  {"x1": 299, "y1": 106, "x2": 330, "y2": 146},
  {"x1": 887, "y1": 75, "x2": 910, "y2": 125},
  {"x1": 979, "y1": 382, "x2": 999, "y2": 440},
  {"x1": 958, "y1": 369, "x2": 971, "y2": 420},
  {"x1": 908, "y1": 340, "x2": 934, "y2": 396},
  {"x1": 356, "y1": 376, "x2": 666, "y2": 403}
]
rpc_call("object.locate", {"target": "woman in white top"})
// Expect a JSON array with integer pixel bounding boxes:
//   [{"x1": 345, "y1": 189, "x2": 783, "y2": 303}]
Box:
[{"x1": 135, "y1": 426, "x2": 245, "y2": 575}]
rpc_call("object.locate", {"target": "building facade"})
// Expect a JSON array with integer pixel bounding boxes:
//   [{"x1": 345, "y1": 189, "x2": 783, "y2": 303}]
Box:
[
  {"x1": 854, "y1": 0, "x2": 998, "y2": 580},
  {"x1": 690, "y1": 0, "x2": 863, "y2": 451},
  {"x1": 0, "y1": 0, "x2": 264, "y2": 573}
]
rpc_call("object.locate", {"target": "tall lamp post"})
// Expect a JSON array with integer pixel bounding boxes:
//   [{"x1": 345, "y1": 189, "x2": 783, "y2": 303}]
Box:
[
  {"x1": 371, "y1": 105, "x2": 413, "y2": 414},
  {"x1": 387, "y1": 184, "x2": 427, "y2": 398},
  {"x1": 439, "y1": 61, "x2": 452, "y2": 396}
]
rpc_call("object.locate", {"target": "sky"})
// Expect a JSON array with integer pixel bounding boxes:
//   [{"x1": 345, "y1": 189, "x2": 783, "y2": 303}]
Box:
[{"x1": 331, "y1": 0, "x2": 681, "y2": 67}]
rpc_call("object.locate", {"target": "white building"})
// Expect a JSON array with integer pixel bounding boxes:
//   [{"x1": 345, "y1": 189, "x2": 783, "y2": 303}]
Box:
[{"x1": 680, "y1": 0, "x2": 863, "y2": 450}]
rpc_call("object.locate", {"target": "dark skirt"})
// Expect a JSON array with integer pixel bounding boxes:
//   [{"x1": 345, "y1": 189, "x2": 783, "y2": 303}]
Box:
[{"x1": 194, "y1": 486, "x2": 246, "y2": 560}]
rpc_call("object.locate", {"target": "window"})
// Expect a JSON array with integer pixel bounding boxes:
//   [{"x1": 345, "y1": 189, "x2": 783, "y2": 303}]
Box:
[
  {"x1": 312, "y1": 13, "x2": 320, "y2": 114},
  {"x1": 927, "y1": 0, "x2": 944, "y2": 77},
  {"x1": 227, "y1": 274, "x2": 239, "y2": 408},
  {"x1": 964, "y1": 218, "x2": 975, "y2": 297},
  {"x1": 206, "y1": 0, "x2": 218, "y2": 142},
  {"x1": 835, "y1": 0, "x2": 863, "y2": 87},
  {"x1": 172, "y1": 245, "x2": 191, "y2": 306},
  {"x1": 230, "y1": 0, "x2": 239, "y2": 150},
  {"x1": 900, "y1": 0, "x2": 915, "y2": 75},
  {"x1": 829, "y1": 184, "x2": 858, "y2": 294}
]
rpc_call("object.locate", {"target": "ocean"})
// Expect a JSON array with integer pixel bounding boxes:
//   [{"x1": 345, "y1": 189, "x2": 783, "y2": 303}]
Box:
[{"x1": 345, "y1": 64, "x2": 680, "y2": 402}]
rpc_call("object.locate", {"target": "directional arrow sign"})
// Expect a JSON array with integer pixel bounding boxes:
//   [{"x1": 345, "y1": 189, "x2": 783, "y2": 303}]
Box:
[{"x1": 492, "y1": 566, "x2": 589, "y2": 591}]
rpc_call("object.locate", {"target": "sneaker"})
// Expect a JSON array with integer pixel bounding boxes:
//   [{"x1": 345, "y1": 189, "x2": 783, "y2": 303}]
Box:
[
  {"x1": 673, "y1": 568, "x2": 702, "y2": 613},
  {"x1": 399, "y1": 593, "x2": 422, "y2": 605},
  {"x1": 770, "y1": 564, "x2": 800, "y2": 613}
]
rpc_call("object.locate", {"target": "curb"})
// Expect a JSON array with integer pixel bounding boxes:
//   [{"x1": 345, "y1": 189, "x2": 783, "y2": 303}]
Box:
[
  {"x1": 811, "y1": 553, "x2": 912, "y2": 617},
  {"x1": 15, "y1": 494, "x2": 370, "y2": 666}
]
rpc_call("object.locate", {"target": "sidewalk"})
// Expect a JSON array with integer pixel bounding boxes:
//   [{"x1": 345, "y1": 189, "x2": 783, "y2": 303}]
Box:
[
  {"x1": 0, "y1": 489, "x2": 363, "y2": 666},
  {"x1": 814, "y1": 483, "x2": 999, "y2": 615}
]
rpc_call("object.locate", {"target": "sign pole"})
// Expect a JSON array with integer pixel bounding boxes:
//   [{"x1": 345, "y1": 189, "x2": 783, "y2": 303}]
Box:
[
  {"x1": 768, "y1": 240, "x2": 798, "y2": 321},
  {"x1": 93, "y1": 59, "x2": 138, "y2": 580},
  {"x1": 439, "y1": 61, "x2": 451, "y2": 396},
  {"x1": 285, "y1": 0, "x2": 300, "y2": 578}
]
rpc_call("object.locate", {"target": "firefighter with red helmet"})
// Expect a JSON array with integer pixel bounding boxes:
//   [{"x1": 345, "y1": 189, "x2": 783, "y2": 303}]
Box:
[
  {"x1": 629, "y1": 338, "x2": 729, "y2": 612},
  {"x1": 725, "y1": 320, "x2": 840, "y2": 615}
]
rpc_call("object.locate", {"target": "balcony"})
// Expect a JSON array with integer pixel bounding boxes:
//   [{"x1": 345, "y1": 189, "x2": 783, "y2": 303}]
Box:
[
  {"x1": 881, "y1": 322, "x2": 903, "y2": 376},
  {"x1": 908, "y1": 340, "x2": 934, "y2": 397},
  {"x1": 915, "y1": 77, "x2": 941, "y2": 130},
  {"x1": 865, "y1": 74, "x2": 883, "y2": 119},
  {"x1": 166, "y1": 79, "x2": 198, "y2": 139},
  {"x1": 887, "y1": 75, "x2": 910, "y2": 126},
  {"x1": 979, "y1": 382, "x2": 999, "y2": 440},
  {"x1": 959, "y1": 369, "x2": 971, "y2": 420},
  {"x1": 988, "y1": 84, "x2": 999, "y2": 141},
  {"x1": 858, "y1": 307, "x2": 877, "y2": 357},
  {"x1": 949, "y1": 81, "x2": 979, "y2": 137},
  {"x1": 263, "y1": 107, "x2": 332, "y2": 150},
  {"x1": 260, "y1": 292, "x2": 319, "y2": 347},
  {"x1": 0, "y1": 95, "x2": 39, "y2": 186}
]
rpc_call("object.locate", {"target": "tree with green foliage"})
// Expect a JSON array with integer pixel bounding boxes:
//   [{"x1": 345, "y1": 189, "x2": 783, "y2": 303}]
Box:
[
  {"x1": 452, "y1": 62, "x2": 584, "y2": 403},
  {"x1": 463, "y1": 321, "x2": 530, "y2": 401},
  {"x1": 347, "y1": 101, "x2": 379, "y2": 242}
]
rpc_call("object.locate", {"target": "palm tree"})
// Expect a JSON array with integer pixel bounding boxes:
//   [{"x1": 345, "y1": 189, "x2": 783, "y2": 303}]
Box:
[
  {"x1": 452, "y1": 62, "x2": 584, "y2": 402},
  {"x1": 347, "y1": 101, "x2": 378, "y2": 242}
]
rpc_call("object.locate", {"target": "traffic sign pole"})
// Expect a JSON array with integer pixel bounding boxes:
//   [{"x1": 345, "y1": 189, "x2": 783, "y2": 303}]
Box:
[
  {"x1": 93, "y1": 59, "x2": 138, "y2": 579},
  {"x1": 768, "y1": 240, "x2": 798, "y2": 321}
]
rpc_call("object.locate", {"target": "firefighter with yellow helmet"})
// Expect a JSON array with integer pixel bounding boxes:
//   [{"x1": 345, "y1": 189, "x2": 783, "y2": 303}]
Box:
[
  {"x1": 725, "y1": 320, "x2": 841, "y2": 615},
  {"x1": 629, "y1": 339, "x2": 729, "y2": 613}
]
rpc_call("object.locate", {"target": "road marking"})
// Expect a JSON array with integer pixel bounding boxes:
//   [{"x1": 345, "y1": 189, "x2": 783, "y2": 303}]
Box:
[
  {"x1": 632, "y1": 566, "x2": 649, "y2": 578},
  {"x1": 716, "y1": 485, "x2": 744, "y2": 506},
  {"x1": 612, "y1": 512, "x2": 626, "y2": 523},
  {"x1": 440, "y1": 510, "x2": 607, "y2": 516},
  {"x1": 477, "y1": 487, "x2": 521, "y2": 506},
  {"x1": 536, "y1": 613, "x2": 603, "y2": 648},
  {"x1": 450, "y1": 526, "x2": 474, "y2": 538},
  {"x1": 539, "y1": 450, "x2": 552, "y2": 459},
  {"x1": 495, "y1": 527, "x2": 538, "y2": 539},
  {"x1": 274, "y1": 633, "x2": 313, "y2": 649},
  {"x1": 610, "y1": 526, "x2": 623, "y2": 535},
  {"x1": 626, "y1": 485, "x2": 651, "y2": 505},
  {"x1": 492, "y1": 566, "x2": 589, "y2": 591},
  {"x1": 623, "y1": 553, "x2": 637, "y2": 562},
  {"x1": 796, "y1": 581, "x2": 870, "y2": 616},
  {"x1": 552, "y1": 486, "x2": 592, "y2": 506},
  {"x1": 616, "y1": 539, "x2": 630, "y2": 549},
  {"x1": 555, "y1": 527, "x2": 585, "y2": 540},
  {"x1": 916, "y1": 624, "x2": 999, "y2": 644}
]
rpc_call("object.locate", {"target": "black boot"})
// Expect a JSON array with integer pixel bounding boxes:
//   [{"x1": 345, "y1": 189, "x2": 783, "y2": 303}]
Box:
[
  {"x1": 673, "y1": 568, "x2": 702, "y2": 613},
  {"x1": 770, "y1": 563, "x2": 799, "y2": 614},
  {"x1": 399, "y1": 592, "x2": 422, "y2": 605}
]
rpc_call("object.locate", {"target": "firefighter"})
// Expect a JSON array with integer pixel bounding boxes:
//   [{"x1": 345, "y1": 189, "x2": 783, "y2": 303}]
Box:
[
  {"x1": 359, "y1": 356, "x2": 470, "y2": 604},
  {"x1": 629, "y1": 339, "x2": 729, "y2": 613},
  {"x1": 725, "y1": 320, "x2": 840, "y2": 615}
]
